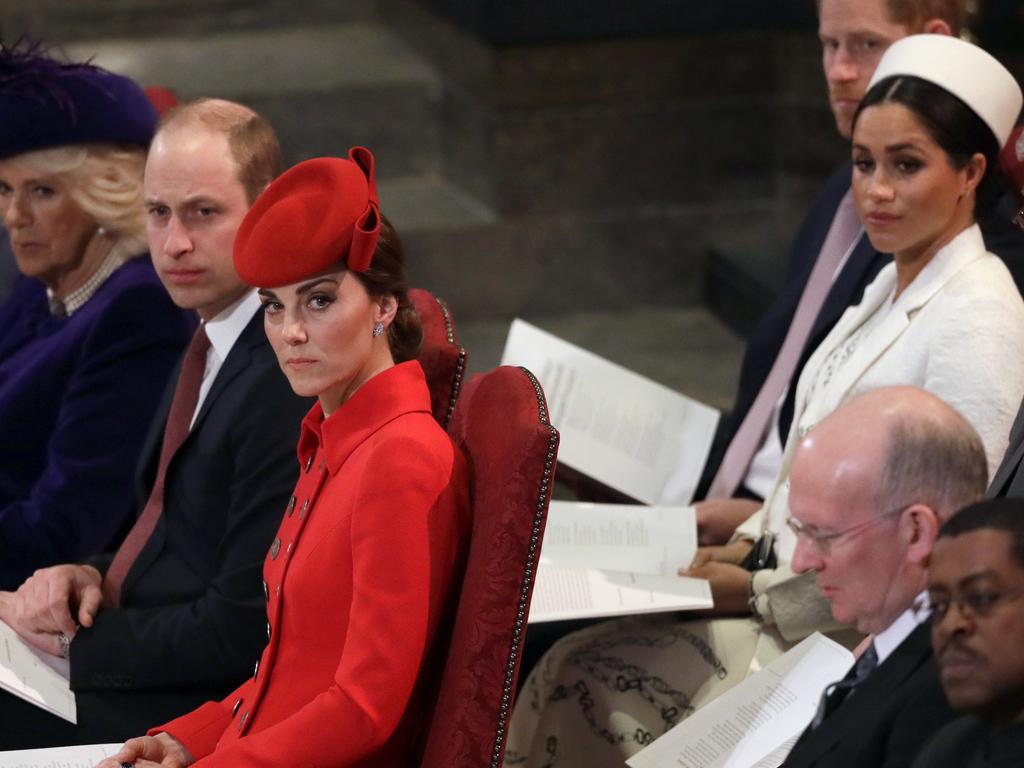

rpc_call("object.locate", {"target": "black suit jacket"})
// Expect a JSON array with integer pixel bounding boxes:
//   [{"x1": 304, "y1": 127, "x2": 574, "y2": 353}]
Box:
[
  {"x1": 988, "y1": 393, "x2": 1024, "y2": 498},
  {"x1": 700, "y1": 165, "x2": 890, "y2": 494},
  {"x1": 781, "y1": 624, "x2": 957, "y2": 768},
  {"x1": 0, "y1": 310, "x2": 313, "y2": 747}
]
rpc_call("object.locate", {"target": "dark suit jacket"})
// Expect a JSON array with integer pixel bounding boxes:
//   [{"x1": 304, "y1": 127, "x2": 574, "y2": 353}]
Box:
[
  {"x1": 989, "y1": 394, "x2": 1024, "y2": 498},
  {"x1": 700, "y1": 165, "x2": 890, "y2": 494},
  {"x1": 781, "y1": 623, "x2": 957, "y2": 768},
  {"x1": 912, "y1": 716, "x2": 1024, "y2": 767},
  {"x1": 0, "y1": 309, "x2": 313, "y2": 748}
]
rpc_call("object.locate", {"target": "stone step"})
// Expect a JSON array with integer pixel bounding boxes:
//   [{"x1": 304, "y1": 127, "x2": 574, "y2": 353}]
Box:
[
  {"x1": 453, "y1": 307, "x2": 745, "y2": 414},
  {"x1": 378, "y1": 175, "x2": 497, "y2": 232},
  {"x1": 62, "y1": 23, "x2": 443, "y2": 175},
  {"x1": 401, "y1": 197, "x2": 803, "y2": 323},
  {"x1": 1, "y1": 0, "x2": 378, "y2": 41}
]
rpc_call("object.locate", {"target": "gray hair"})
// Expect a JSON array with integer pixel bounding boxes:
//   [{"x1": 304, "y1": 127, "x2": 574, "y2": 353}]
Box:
[{"x1": 875, "y1": 408, "x2": 988, "y2": 519}]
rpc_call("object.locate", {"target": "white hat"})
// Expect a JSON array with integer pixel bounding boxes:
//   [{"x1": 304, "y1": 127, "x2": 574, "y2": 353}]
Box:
[{"x1": 868, "y1": 34, "x2": 1022, "y2": 149}]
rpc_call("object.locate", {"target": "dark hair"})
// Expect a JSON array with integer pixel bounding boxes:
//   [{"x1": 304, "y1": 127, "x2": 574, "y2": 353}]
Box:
[
  {"x1": 353, "y1": 214, "x2": 422, "y2": 363},
  {"x1": 854, "y1": 75, "x2": 1008, "y2": 221},
  {"x1": 939, "y1": 498, "x2": 1024, "y2": 567}
]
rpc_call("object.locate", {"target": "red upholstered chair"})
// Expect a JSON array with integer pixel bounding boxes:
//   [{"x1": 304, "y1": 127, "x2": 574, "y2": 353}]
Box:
[
  {"x1": 410, "y1": 288, "x2": 467, "y2": 429},
  {"x1": 418, "y1": 366, "x2": 559, "y2": 768}
]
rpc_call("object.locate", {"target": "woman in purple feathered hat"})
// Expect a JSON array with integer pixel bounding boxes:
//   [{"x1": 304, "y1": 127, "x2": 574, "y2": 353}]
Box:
[{"x1": 0, "y1": 42, "x2": 195, "y2": 589}]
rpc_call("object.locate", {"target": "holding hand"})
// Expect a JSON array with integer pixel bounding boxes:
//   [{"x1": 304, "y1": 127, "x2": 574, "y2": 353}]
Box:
[
  {"x1": 694, "y1": 498, "x2": 762, "y2": 546},
  {"x1": 96, "y1": 733, "x2": 193, "y2": 768},
  {"x1": 679, "y1": 542, "x2": 757, "y2": 615},
  {"x1": 680, "y1": 560, "x2": 753, "y2": 615},
  {"x1": 7, "y1": 564, "x2": 103, "y2": 654}
]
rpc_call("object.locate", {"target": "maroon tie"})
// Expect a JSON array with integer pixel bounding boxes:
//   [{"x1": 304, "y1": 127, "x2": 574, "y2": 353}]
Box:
[{"x1": 103, "y1": 325, "x2": 211, "y2": 607}]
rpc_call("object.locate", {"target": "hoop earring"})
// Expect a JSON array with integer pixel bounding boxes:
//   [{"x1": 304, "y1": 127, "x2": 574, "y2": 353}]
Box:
[{"x1": 372, "y1": 322, "x2": 384, "y2": 338}]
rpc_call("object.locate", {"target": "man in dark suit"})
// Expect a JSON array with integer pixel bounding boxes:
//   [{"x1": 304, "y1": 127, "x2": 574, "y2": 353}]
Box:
[
  {"x1": 0, "y1": 99, "x2": 312, "y2": 747},
  {"x1": 987, "y1": 128, "x2": 1024, "y2": 500},
  {"x1": 911, "y1": 498, "x2": 1024, "y2": 767},
  {"x1": 780, "y1": 386, "x2": 986, "y2": 768},
  {"x1": 697, "y1": 0, "x2": 1024, "y2": 545}
]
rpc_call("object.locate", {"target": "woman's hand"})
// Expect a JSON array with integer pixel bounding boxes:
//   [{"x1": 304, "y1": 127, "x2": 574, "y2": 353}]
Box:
[
  {"x1": 687, "y1": 539, "x2": 754, "y2": 570},
  {"x1": 96, "y1": 733, "x2": 194, "y2": 768},
  {"x1": 694, "y1": 499, "x2": 762, "y2": 546},
  {"x1": 679, "y1": 561, "x2": 753, "y2": 615}
]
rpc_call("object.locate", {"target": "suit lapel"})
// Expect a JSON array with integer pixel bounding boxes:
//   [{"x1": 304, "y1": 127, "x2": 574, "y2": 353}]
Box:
[
  {"x1": 990, "y1": 399, "x2": 1024, "y2": 497},
  {"x1": 797, "y1": 227, "x2": 985, "y2": 428},
  {"x1": 190, "y1": 311, "x2": 265, "y2": 432},
  {"x1": 793, "y1": 267, "x2": 896, "y2": 426},
  {"x1": 807, "y1": 235, "x2": 887, "y2": 347},
  {"x1": 122, "y1": 311, "x2": 267, "y2": 590},
  {"x1": 788, "y1": 624, "x2": 933, "y2": 767}
]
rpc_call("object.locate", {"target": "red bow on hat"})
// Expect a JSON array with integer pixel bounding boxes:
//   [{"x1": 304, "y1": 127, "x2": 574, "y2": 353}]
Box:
[{"x1": 233, "y1": 146, "x2": 382, "y2": 287}]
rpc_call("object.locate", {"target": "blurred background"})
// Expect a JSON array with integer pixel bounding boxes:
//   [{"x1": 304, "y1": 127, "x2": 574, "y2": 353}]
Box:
[{"x1": 3, "y1": 0, "x2": 1022, "y2": 412}]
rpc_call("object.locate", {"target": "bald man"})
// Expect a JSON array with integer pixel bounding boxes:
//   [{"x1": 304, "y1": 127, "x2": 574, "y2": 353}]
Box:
[
  {"x1": 0, "y1": 99, "x2": 312, "y2": 748},
  {"x1": 781, "y1": 386, "x2": 985, "y2": 767}
]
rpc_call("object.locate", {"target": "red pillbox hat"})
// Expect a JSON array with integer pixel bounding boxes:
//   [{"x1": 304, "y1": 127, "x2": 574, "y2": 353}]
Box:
[{"x1": 233, "y1": 147, "x2": 380, "y2": 287}]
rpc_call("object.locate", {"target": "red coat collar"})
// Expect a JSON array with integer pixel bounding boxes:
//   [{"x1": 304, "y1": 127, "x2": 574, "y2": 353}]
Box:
[{"x1": 296, "y1": 361, "x2": 432, "y2": 474}]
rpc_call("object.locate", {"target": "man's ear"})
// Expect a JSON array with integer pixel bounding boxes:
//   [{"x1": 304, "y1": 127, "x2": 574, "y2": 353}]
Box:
[
  {"x1": 904, "y1": 504, "x2": 941, "y2": 566},
  {"x1": 921, "y1": 18, "x2": 953, "y2": 36}
]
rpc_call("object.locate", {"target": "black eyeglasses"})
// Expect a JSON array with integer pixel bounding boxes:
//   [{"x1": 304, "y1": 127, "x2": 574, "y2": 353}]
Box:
[
  {"x1": 929, "y1": 587, "x2": 1024, "y2": 622},
  {"x1": 785, "y1": 505, "x2": 907, "y2": 556}
]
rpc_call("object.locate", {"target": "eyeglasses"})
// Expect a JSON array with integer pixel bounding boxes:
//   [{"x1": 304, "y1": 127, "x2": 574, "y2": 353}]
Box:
[
  {"x1": 929, "y1": 587, "x2": 1024, "y2": 623},
  {"x1": 786, "y1": 505, "x2": 908, "y2": 556}
]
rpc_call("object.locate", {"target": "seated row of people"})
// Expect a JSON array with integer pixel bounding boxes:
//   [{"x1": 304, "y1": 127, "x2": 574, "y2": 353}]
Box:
[
  {"x1": 0, "y1": 46, "x2": 469, "y2": 766},
  {"x1": 506, "y1": 21, "x2": 1024, "y2": 768},
  {"x1": 2, "y1": 6, "x2": 1024, "y2": 768}
]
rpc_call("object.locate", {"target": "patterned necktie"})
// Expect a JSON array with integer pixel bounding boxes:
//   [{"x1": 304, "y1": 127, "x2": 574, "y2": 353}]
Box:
[
  {"x1": 102, "y1": 325, "x2": 211, "y2": 607},
  {"x1": 811, "y1": 642, "x2": 878, "y2": 729},
  {"x1": 707, "y1": 191, "x2": 862, "y2": 499}
]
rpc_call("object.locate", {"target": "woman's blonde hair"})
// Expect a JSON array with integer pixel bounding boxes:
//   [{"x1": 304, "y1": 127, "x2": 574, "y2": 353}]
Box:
[{"x1": 14, "y1": 143, "x2": 148, "y2": 261}]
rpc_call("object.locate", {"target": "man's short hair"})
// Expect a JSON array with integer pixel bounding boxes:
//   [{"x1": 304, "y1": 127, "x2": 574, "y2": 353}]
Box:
[
  {"x1": 875, "y1": 406, "x2": 988, "y2": 518},
  {"x1": 815, "y1": 0, "x2": 971, "y2": 37},
  {"x1": 158, "y1": 98, "x2": 283, "y2": 204},
  {"x1": 938, "y1": 498, "x2": 1024, "y2": 567},
  {"x1": 884, "y1": 0, "x2": 971, "y2": 36}
]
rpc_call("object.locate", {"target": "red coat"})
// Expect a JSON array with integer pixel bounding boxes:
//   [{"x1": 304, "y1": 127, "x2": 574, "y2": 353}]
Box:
[{"x1": 155, "y1": 361, "x2": 471, "y2": 766}]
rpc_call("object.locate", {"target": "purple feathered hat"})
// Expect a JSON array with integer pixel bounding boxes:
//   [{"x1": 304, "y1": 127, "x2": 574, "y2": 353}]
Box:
[{"x1": 0, "y1": 42, "x2": 158, "y2": 160}]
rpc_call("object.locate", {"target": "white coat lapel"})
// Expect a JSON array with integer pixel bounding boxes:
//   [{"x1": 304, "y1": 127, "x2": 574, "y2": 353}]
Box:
[
  {"x1": 792, "y1": 264, "x2": 896, "y2": 428},
  {"x1": 800, "y1": 225, "x2": 987, "y2": 426}
]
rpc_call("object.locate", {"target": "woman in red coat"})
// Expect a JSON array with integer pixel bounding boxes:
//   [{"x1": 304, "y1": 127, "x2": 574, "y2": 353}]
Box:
[{"x1": 101, "y1": 148, "x2": 471, "y2": 767}]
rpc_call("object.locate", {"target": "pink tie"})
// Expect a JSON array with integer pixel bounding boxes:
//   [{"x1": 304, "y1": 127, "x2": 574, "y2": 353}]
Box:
[
  {"x1": 707, "y1": 191, "x2": 861, "y2": 499},
  {"x1": 103, "y1": 325, "x2": 211, "y2": 607}
]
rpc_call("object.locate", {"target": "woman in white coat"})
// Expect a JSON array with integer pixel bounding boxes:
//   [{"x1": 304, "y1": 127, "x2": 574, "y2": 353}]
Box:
[{"x1": 506, "y1": 35, "x2": 1024, "y2": 768}]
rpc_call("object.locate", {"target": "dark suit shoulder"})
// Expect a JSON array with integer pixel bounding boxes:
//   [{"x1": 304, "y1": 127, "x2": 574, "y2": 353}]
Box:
[
  {"x1": 911, "y1": 716, "x2": 991, "y2": 768},
  {"x1": 783, "y1": 625, "x2": 956, "y2": 768}
]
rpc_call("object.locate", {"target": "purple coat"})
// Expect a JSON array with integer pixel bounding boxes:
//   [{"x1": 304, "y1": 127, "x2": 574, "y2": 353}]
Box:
[{"x1": 0, "y1": 256, "x2": 195, "y2": 589}]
